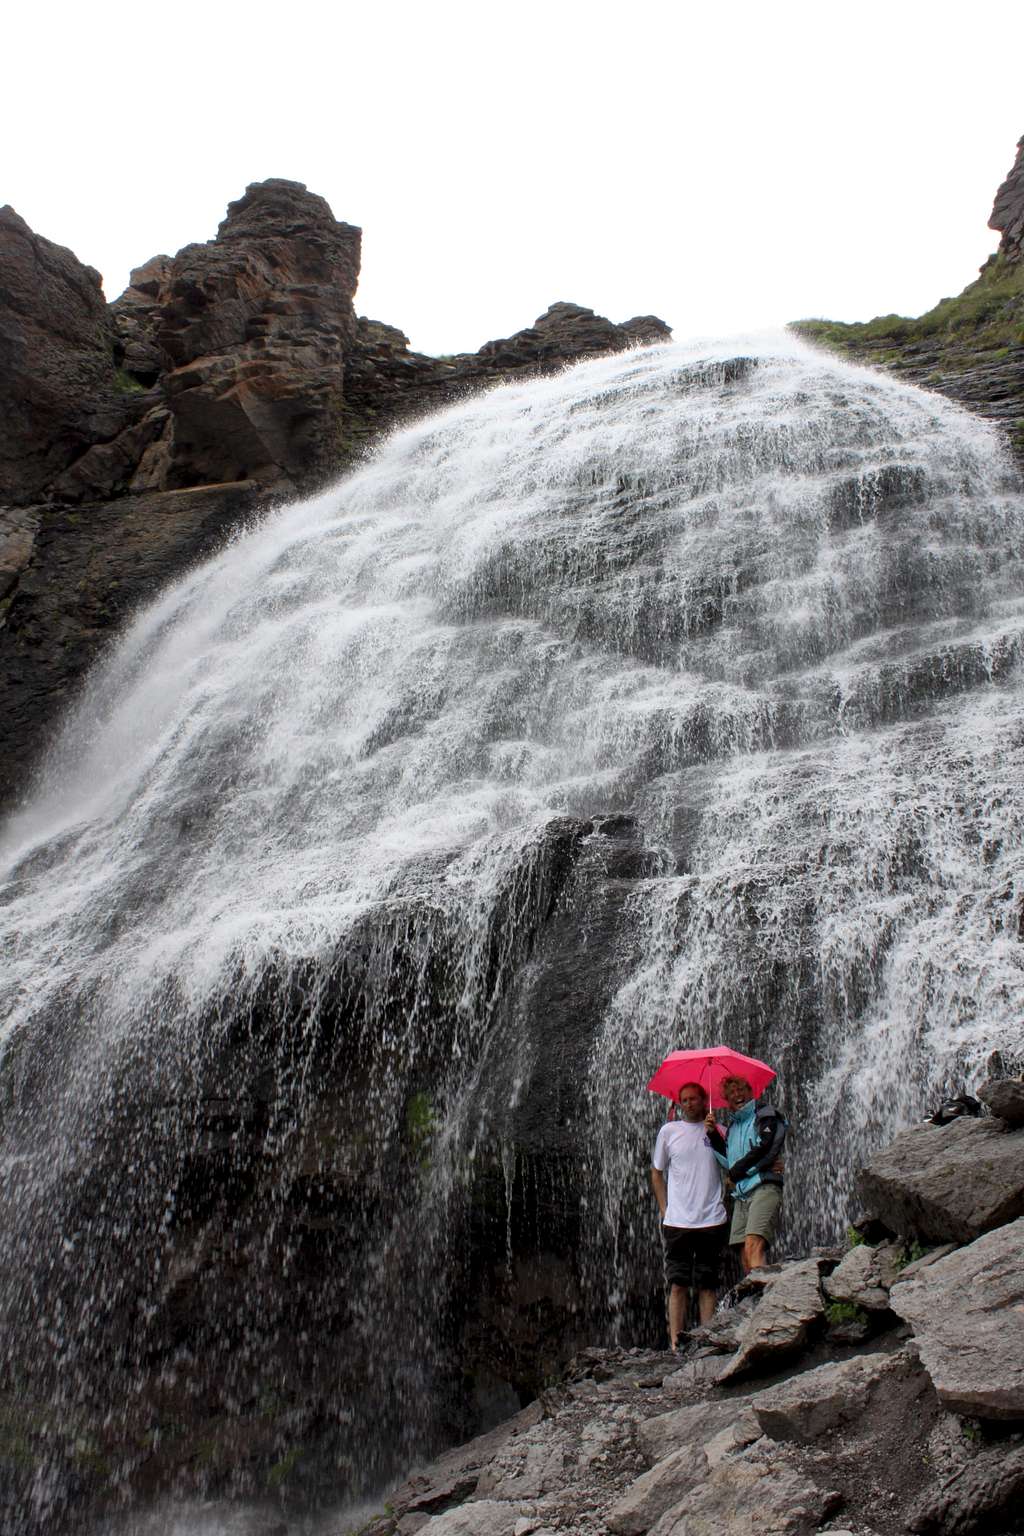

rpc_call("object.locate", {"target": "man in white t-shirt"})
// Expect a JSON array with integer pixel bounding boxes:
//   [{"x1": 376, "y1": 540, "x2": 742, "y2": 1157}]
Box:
[{"x1": 650, "y1": 1082, "x2": 728, "y2": 1349}]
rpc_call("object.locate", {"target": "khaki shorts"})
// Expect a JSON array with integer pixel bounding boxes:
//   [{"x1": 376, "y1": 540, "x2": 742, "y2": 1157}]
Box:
[{"x1": 730, "y1": 1182, "x2": 783, "y2": 1246}]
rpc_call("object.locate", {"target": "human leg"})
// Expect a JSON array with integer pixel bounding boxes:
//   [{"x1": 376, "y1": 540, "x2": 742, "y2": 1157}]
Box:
[
  {"x1": 743, "y1": 1233, "x2": 768, "y2": 1272},
  {"x1": 663, "y1": 1226, "x2": 698, "y2": 1346},
  {"x1": 668, "y1": 1282, "x2": 688, "y2": 1345},
  {"x1": 692, "y1": 1220, "x2": 728, "y2": 1317},
  {"x1": 741, "y1": 1184, "x2": 783, "y2": 1271},
  {"x1": 729, "y1": 1195, "x2": 750, "y2": 1269}
]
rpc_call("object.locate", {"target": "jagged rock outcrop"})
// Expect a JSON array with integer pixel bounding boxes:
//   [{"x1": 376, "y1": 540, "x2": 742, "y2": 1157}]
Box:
[
  {"x1": 476, "y1": 302, "x2": 671, "y2": 369},
  {"x1": 0, "y1": 207, "x2": 132, "y2": 503},
  {"x1": 0, "y1": 182, "x2": 669, "y2": 518},
  {"x1": 991, "y1": 134, "x2": 1024, "y2": 263},
  {"x1": 822, "y1": 1240, "x2": 903, "y2": 1313},
  {"x1": 139, "y1": 178, "x2": 360, "y2": 490}
]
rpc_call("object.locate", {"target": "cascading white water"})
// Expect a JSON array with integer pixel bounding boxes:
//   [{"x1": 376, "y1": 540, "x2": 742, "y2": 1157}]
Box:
[{"x1": 1, "y1": 334, "x2": 1023, "y2": 1523}]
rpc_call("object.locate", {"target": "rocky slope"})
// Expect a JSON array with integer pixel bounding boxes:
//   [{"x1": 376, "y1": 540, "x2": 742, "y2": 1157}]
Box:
[
  {"x1": 347, "y1": 1078, "x2": 1024, "y2": 1536},
  {"x1": 791, "y1": 135, "x2": 1024, "y2": 460},
  {"x1": 0, "y1": 180, "x2": 670, "y2": 811}
]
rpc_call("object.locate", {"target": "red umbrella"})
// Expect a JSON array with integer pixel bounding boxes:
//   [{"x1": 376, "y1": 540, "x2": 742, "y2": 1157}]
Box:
[{"x1": 647, "y1": 1046, "x2": 776, "y2": 1109}]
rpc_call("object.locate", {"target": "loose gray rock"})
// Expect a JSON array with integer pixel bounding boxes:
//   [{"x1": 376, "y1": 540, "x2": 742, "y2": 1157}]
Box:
[
  {"x1": 605, "y1": 1442, "x2": 711, "y2": 1535},
  {"x1": 718, "y1": 1259, "x2": 826, "y2": 1383},
  {"x1": 978, "y1": 1075, "x2": 1024, "y2": 1126},
  {"x1": 385, "y1": 1403, "x2": 543, "y2": 1520},
  {"x1": 614, "y1": 1395, "x2": 762, "y2": 1533},
  {"x1": 702, "y1": 1408, "x2": 762, "y2": 1465},
  {"x1": 908, "y1": 1439, "x2": 1024, "y2": 1533},
  {"x1": 889, "y1": 1216, "x2": 1024, "y2": 1418},
  {"x1": 856, "y1": 1118, "x2": 1024, "y2": 1242},
  {"x1": 420, "y1": 1502, "x2": 531, "y2": 1536},
  {"x1": 648, "y1": 1450, "x2": 839, "y2": 1535},
  {"x1": 638, "y1": 1397, "x2": 750, "y2": 1464},
  {"x1": 751, "y1": 1350, "x2": 923, "y2": 1442},
  {"x1": 823, "y1": 1242, "x2": 901, "y2": 1312}
]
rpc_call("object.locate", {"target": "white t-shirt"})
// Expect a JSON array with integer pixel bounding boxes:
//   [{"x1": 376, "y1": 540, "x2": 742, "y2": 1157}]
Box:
[{"x1": 652, "y1": 1119, "x2": 727, "y2": 1229}]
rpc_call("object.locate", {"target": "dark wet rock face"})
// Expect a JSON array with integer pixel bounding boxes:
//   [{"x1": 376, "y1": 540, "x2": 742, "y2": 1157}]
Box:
[
  {"x1": 0, "y1": 482, "x2": 269, "y2": 799},
  {"x1": 0, "y1": 207, "x2": 129, "y2": 503}
]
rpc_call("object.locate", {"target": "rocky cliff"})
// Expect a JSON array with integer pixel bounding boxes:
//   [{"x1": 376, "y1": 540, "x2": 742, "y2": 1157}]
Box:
[
  {"x1": 791, "y1": 136, "x2": 1024, "y2": 457},
  {"x1": 0, "y1": 180, "x2": 670, "y2": 811}
]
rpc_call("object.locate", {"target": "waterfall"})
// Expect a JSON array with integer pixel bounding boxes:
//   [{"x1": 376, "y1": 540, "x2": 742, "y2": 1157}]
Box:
[{"x1": 1, "y1": 335, "x2": 1023, "y2": 1524}]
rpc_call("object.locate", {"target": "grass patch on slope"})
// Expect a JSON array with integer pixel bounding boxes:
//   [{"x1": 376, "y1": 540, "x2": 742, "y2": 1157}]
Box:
[{"x1": 790, "y1": 254, "x2": 1024, "y2": 370}]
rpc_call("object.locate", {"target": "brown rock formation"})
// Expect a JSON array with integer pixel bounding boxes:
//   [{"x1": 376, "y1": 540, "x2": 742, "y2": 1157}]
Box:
[
  {"x1": 109, "y1": 178, "x2": 362, "y2": 492},
  {"x1": 990, "y1": 134, "x2": 1024, "y2": 263},
  {"x1": 476, "y1": 300, "x2": 671, "y2": 368},
  {"x1": 0, "y1": 207, "x2": 131, "y2": 504}
]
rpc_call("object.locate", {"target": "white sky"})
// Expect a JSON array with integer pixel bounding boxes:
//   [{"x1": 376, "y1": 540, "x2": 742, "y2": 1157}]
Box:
[{"x1": 4, "y1": 1, "x2": 1023, "y2": 357}]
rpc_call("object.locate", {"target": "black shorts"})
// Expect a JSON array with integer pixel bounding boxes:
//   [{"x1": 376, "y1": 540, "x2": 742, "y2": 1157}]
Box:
[{"x1": 662, "y1": 1222, "x2": 728, "y2": 1290}]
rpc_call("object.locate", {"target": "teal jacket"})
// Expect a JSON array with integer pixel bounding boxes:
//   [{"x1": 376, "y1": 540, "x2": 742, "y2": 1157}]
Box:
[{"x1": 710, "y1": 1100, "x2": 785, "y2": 1198}]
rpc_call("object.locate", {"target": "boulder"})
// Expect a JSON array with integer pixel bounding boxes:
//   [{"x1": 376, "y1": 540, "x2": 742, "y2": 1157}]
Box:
[
  {"x1": 977, "y1": 1075, "x2": 1024, "y2": 1126},
  {"x1": 751, "y1": 1350, "x2": 925, "y2": 1442},
  {"x1": 823, "y1": 1241, "x2": 902, "y2": 1312},
  {"x1": 638, "y1": 1398, "x2": 750, "y2": 1464},
  {"x1": 856, "y1": 1118, "x2": 1024, "y2": 1243},
  {"x1": 648, "y1": 1452, "x2": 839, "y2": 1536},
  {"x1": 909, "y1": 1440, "x2": 1024, "y2": 1534},
  {"x1": 718, "y1": 1259, "x2": 826, "y2": 1383},
  {"x1": 888, "y1": 1216, "x2": 1024, "y2": 1418},
  {"x1": 420, "y1": 1502, "x2": 529, "y2": 1536},
  {"x1": 0, "y1": 205, "x2": 129, "y2": 503},
  {"x1": 701, "y1": 1408, "x2": 762, "y2": 1465},
  {"x1": 606, "y1": 1442, "x2": 712, "y2": 1535}
]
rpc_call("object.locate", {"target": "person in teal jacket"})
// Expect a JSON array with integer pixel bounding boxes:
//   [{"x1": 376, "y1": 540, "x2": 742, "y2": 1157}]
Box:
[{"x1": 705, "y1": 1074, "x2": 786, "y2": 1273}]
